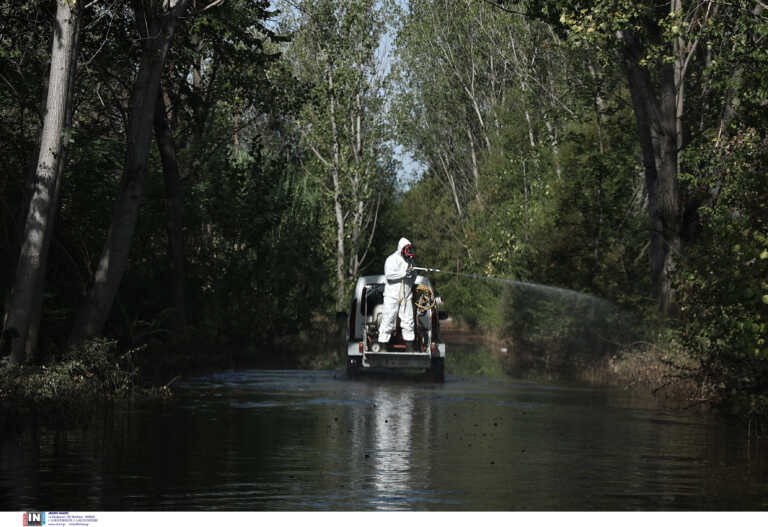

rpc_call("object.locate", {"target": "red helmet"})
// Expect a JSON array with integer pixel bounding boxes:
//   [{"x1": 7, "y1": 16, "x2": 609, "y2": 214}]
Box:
[{"x1": 401, "y1": 243, "x2": 415, "y2": 261}]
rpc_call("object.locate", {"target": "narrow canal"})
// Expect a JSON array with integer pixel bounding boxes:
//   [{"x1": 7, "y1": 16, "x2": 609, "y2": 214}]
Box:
[{"x1": 2, "y1": 353, "x2": 767, "y2": 510}]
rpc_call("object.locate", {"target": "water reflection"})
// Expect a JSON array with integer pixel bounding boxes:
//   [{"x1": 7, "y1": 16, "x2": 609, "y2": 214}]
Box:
[{"x1": 369, "y1": 385, "x2": 416, "y2": 509}]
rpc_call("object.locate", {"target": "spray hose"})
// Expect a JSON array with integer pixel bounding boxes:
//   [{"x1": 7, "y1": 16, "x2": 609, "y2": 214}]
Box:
[
  {"x1": 407, "y1": 266, "x2": 440, "y2": 314},
  {"x1": 411, "y1": 266, "x2": 441, "y2": 273},
  {"x1": 413, "y1": 284, "x2": 436, "y2": 314}
]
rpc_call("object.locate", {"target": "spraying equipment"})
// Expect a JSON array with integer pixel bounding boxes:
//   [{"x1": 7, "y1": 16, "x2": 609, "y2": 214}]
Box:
[{"x1": 345, "y1": 272, "x2": 447, "y2": 382}]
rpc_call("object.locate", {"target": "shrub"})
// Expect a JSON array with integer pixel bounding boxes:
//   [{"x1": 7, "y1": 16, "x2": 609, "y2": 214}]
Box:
[
  {"x1": 0, "y1": 338, "x2": 153, "y2": 425},
  {"x1": 677, "y1": 129, "x2": 768, "y2": 429}
]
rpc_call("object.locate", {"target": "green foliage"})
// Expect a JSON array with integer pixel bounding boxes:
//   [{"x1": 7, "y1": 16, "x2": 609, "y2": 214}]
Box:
[
  {"x1": 541, "y1": 113, "x2": 649, "y2": 302},
  {"x1": 284, "y1": 0, "x2": 400, "y2": 308},
  {"x1": 512, "y1": 0, "x2": 768, "y2": 421},
  {"x1": 677, "y1": 129, "x2": 768, "y2": 421},
  {"x1": 0, "y1": 0, "x2": 54, "y2": 294},
  {"x1": 393, "y1": 0, "x2": 665, "y2": 383},
  {"x1": 1, "y1": 0, "x2": 766, "y2": 433},
  {"x1": 60, "y1": 338, "x2": 142, "y2": 396},
  {"x1": 0, "y1": 339, "x2": 153, "y2": 424},
  {"x1": 0, "y1": 1, "x2": 346, "y2": 361}
]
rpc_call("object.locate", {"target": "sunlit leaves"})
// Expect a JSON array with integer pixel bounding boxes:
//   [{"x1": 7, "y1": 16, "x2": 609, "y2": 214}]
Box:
[{"x1": 677, "y1": 127, "x2": 768, "y2": 416}]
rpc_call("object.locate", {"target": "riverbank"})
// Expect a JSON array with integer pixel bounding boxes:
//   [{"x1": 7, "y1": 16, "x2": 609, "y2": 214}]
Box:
[
  {"x1": 439, "y1": 320, "x2": 703, "y2": 406},
  {"x1": 149, "y1": 316, "x2": 706, "y2": 405},
  {"x1": 0, "y1": 317, "x2": 342, "y2": 429},
  {"x1": 0, "y1": 338, "x2": 174, "y2": 430},
  {"x1": 0, "y1": 316, "x2": 710, "y2": 432}
]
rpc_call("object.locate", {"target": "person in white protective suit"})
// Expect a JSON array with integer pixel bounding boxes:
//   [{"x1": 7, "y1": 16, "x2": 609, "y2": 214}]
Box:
[{"x1": 378, "y1": 237, "x2": 417, "y2": 350}]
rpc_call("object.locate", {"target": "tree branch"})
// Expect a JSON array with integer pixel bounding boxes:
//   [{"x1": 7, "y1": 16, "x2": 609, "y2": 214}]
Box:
[
  {"x1": 477, "y1": 0, "x2": 531, "y2": 18},
  {"x1": 203, "y1": 0, "x2": 226, "y2": 11},
  {"x1": 358, "y1": 193, "x2": 381, "y2": 270},
  {"x1": 308, "y1": 141, "x2": 333, "y2": 169}
]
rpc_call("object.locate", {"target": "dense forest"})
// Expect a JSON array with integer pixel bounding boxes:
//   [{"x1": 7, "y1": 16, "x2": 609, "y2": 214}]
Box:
[{"x1": 1, "y1": 1, "x2": 766, "y2": 425}]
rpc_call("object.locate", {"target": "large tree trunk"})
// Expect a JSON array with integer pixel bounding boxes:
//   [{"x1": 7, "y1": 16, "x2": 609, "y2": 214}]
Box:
[
  {"x1": 25, "y1": 18, "x2": 82, "y2": 362},
  {"x1": 154, "y1": 89, "x2": 187, "y2": 335},
  {"x1": 2, "y1": 1, "x2": 79, "y2": 364},
  {"x1": 622, "y1": 33, "x2": 681, "y2": 313},
  {"x1": 69, "y1": 0, "x2": 191, "y2": 346}
]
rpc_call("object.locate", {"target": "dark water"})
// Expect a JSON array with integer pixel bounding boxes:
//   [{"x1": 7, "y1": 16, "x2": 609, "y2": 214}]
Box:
[{"x1": 1, "y1": 367, "x2": 767, "y2": 511}]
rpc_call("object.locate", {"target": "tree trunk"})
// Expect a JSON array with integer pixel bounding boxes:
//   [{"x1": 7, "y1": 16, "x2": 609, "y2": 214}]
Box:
[
  {"x1": 543, "y1": 117, "x2": 561, "y2": 180},
  {"x1": 466, "y1": 124, "x2": 480, "y2": 192},
  {"x1": 2, "y1": 1, "x2": 79, "y2": 364},
  {"x1": 328, "y1": 68, "x2": 346, "y2": 312},
  {"x1": 154, "y1": 89, "x2": 187, "y2": 335},
  {"x1": 348, "y1": 93, "x2": 363, "y2": 282},
  {"x1": 437, "y1": 150, "x2": 463, "y2": 217},
  {"x1": 25, "y1": 15, "x2": 82, "y2": 362},
  {"x1": 69, "y1": 0, "x2": 191, "y2": 345},
  {"x1": 622, "y1": 33, "x2": 681, "y2": 312},
  {"x1": 588, "y1": 63, "x2": 606, "y2": 154}
]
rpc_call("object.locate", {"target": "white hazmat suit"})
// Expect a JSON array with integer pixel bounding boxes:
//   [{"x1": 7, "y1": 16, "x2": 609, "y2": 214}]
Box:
[{"x1": 378, "y1": 237, "x2": 415, "y2": 344}]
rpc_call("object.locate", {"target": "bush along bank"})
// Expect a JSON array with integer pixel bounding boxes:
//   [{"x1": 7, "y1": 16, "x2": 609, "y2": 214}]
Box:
[
  {"x1": 446, "y1": 313, "x2": 705, "y2": 403},
  {"x1": 0, "y1": 339, "x2": 172, "y2": 428},
  {"x1": 453, "y1": 309, "x2": 766, "y2": 436},
  {"x1": 488, "y1": 330, "x2": 699, "y2": 398}
]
